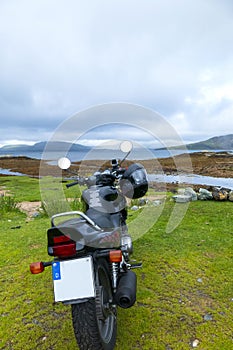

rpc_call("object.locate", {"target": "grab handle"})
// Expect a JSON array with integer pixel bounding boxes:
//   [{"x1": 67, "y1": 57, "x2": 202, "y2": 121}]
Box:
[{"x1": 51, "y1": 211, "x2": 102, "y2": 231}]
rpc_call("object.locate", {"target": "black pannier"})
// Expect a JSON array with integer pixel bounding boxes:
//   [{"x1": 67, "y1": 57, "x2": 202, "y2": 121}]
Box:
[{"x1": 120, "y1": 163, "x2": 148, "y2": 199}]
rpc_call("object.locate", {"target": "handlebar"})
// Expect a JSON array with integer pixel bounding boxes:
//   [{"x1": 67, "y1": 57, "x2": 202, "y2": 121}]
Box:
[
  {"x1": 66, "y1": 181, "x2": 81, "y2": 188},
  {"x1": 65, "y1": 163, "x2": 127, "y2": 189}
]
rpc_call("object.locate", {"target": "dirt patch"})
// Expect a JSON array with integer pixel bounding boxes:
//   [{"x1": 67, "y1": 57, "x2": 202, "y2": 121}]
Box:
[
  {"x1": 0, "y1": 156, "x2": 59, "y2": 177},
  {"x1": 18, "y1": 201, "x2": 42, "y2": 218},
  {"x1": 0, "y1": 186, "x2": 42, "y2": 218},
  {"x1": 0, "y1": 186, "x2": 11, "y2": 196}
]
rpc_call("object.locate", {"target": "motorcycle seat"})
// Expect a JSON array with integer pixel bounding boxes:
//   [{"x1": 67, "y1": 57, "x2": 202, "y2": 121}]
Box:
[
  {"x1": 86, "y1": 208, "x2": 121, "y2": 229},
  {"x1": 49, "y1": 216, "x2": 120, "y2": 249}
]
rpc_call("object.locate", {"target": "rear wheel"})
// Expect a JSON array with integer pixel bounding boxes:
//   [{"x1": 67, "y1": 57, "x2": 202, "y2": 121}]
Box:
[{"x1": 71, "y1": 259, "x2": 117, "y2": 350}]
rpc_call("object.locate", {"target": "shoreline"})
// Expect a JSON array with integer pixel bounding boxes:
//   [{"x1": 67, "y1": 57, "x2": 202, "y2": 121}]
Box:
[{"x1": 0, "y1": 152, "x2": 233, "y2": 190}]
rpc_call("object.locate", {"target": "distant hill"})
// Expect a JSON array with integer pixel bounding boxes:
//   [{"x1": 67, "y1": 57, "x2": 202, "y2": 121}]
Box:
[
  {"x1": 1, "y1": 135, "x2": 233, "y2": 154},
  {"x1": 0, "y1": 141, "x2": 91, "y2": 153},
  {"x1": 186, "y1": 134, "x2": 233, "y2": 150},
  {"x1": 156, "y1": 134, "x2": 233, "y2": 151}
]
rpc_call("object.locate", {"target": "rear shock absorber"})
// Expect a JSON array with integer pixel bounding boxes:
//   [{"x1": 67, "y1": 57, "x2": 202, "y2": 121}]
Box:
[{"x1": 111, "y1": 263, "x2": 119, "y2": 292}]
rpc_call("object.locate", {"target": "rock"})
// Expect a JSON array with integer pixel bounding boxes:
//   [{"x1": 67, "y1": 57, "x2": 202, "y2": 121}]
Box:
[
  {"x1": 153, "y1": 200, "x2": 162, "y2": 206},
  {"x1": 177, "y1": 188, "x2": 186, "y2": 195},
  {"x1": 192, "y1": 339, "x2": 200, "y2": 348},
  {"x1": 138, "y1": 198, "x2": 147, "y2": 206},
  {"x1": 131, "y1": 205, "x2": 139, "y2": 211},
  {"x1": 203, "y1": 314, "x2": 213, "y2": 321},
  {"x1": 229, "y1": 191, "x2": 233, "y2": 201},
  {"x1": 198, "y1": 188, "x2": 213, "y2": 200},
  {"x1": 197, "y1": 278, "x2": 203, "y2": 283},
  {"x1": 172, "y1": 195, "x2": 192, "y2": 203},
  {"x1": 212, "y1": 188, "x2": 228, "y2": 201},
  {"x1": 184, "y1": 187, "x2": 198, "y2": 201}
]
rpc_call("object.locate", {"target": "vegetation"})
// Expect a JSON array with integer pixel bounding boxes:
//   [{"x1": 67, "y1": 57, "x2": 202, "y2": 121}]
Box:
[
  {"x1": 0, "y1": 176, "x2": 41, "y2": 202},
  {"x1": 0, "y1": 195, "x2": 20, "y2": 214},
  {"x1": 0, "y1": 176, "x2": 233, "y2": 349}
]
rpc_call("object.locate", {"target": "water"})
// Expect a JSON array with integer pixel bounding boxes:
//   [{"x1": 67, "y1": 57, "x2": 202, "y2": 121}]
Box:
[
  {"x1": 0, "y1": 168, "x2": 25, "y2": 176},
  {"x1": 148, "y1": 174, "x2": 233, "y2": 190},
  {"x1": 0, "y1": 148, "x2": 173, "y2": 161},
  {"x1": 0, "y1": 148, "x2": 230, "y2": 162},
  {"x1": 1, "y1": 148, "x2": 232, "y2": 189}
]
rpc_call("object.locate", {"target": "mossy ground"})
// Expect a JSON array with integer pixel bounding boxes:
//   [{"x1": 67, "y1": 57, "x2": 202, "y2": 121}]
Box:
[{"x1": 0, "y1": 176, "x2": 233, "y2": 349}]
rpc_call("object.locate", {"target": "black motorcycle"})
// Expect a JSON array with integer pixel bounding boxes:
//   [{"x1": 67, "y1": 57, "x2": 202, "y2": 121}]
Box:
[{"x1": 30, "y1": 144, "x2": 148, "y2": 350}]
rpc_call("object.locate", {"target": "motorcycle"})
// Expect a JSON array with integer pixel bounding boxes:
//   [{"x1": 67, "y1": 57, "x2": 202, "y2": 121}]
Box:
[{"x1": 30, "y1": 142, "x2": 148, "y2": 350}]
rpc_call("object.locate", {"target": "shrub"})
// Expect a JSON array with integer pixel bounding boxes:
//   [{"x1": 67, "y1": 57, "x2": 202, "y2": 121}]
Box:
[{"x1": 0, "y1": 195, "x2": 20, "y2": 213}]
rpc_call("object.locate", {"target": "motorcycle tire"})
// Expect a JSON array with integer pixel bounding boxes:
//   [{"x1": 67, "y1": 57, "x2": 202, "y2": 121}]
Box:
[{"x1": 71, "y1": 259, "x2": 117, "y2": 350}]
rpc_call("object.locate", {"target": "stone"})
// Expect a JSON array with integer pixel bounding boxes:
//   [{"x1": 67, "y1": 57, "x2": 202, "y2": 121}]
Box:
[
  {"x1": 192, "y1": 339, "x2": 200, "y2": 348},
  {"x1": 203, "y1": 314, "x2": 213, "y2": 321},
  {"x1": 229, "y1": 191, "x2": 233, "y2": 201},
  {"x1": 177, "y1": 188, "x2": 186, "y2": 195},
  {"x1": 184, "y1": 187, "x2": 198, "y2": 201},
  {"x1": 131, "y1": 205, "x2": 139, "y2": 211},
  {"x1": 138, "y1": 198, "x2": 147, "y2": 206},
  {"x1": 198, "y1": 188, "x2": 213, "y2": 200},
  {"x1": 172, "y1": 195, "x2": 192, "y2": 203},
  {"x1": 212, "y1": 188, "x2": 228, "y2": 201},
  {"x1": 153, "y1": 200, "x2": 162, "y2": 206}
]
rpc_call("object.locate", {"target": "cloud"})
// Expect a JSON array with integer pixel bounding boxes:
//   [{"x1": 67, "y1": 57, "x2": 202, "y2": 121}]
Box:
[{"x1": 0, "y1": 0, "x2": 233, "y2": 144}]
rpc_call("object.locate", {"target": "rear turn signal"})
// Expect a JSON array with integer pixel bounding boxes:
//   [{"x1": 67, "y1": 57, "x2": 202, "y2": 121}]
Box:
[
  {"x1": 30, "y1": 262, "x2": 45, "y2": 274},
  {"x1": 109, "y1": 250, "x2": 122, "y2": 263}
]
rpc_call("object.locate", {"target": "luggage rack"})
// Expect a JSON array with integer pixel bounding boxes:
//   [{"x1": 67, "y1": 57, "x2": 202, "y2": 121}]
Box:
[{"x1": 51, "y1": 211, "x2": 102, "y2": 231}]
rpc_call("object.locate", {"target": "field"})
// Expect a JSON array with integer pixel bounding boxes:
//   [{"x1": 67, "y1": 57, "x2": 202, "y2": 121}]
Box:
[{"x1": 0, "y1": 175, "x2": 233, "y2": 349}]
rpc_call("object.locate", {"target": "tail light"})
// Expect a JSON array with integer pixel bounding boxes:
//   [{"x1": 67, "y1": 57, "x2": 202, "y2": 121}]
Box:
[
  {"x1": 52, "y1": 242, "x2": 76, "y2": 258},
  {"x1": 47, "y1": 228, "x2": 76, "y2": 258}
]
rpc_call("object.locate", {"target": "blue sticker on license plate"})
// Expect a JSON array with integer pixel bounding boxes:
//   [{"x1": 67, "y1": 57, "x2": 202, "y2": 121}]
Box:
[{"x1": 52, "y1": 262, "x2": 61, "y2": 280}]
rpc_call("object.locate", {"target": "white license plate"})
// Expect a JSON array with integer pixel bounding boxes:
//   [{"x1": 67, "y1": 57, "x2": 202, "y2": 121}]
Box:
[{"x1": 52, "y1": 257, "x2": 95, "y2": 302}]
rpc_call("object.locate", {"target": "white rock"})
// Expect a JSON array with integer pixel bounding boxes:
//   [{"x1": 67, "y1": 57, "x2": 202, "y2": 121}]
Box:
[
  {"x1": 131, "y1": 205, "x2": 139, "y2": 211},
  {"x1": 192, "y1": 339, "x2": 200, "y2": 347},
  {"x1": 172, "y1": 195, "x2": 192, "y2": 203}
]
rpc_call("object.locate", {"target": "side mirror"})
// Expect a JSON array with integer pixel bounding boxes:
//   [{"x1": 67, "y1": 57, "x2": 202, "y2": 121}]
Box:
[
  {"x1": 58, "y1": 157, "x2": 71, "y2": 170},
  {"x1": 120, "y1": 140, "x2": 133, "y2": 153},
  {"x1": 119, "y1": 141, "x2": 133, "y2": 166}
]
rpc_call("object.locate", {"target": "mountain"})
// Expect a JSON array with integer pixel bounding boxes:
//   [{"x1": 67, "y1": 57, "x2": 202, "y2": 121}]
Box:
[
  {"x1": 185, "y1": 134, "x2": 233, "y2": 150},
  {"x1": 0, "y1": 141, "x2": 91, "y2": 153},
  {"x1": 2, "y1": 134, "x2": 233, "y2": 154},
  {"x1": 156, "y1": 134, "x2": 233, "y2": 151}
]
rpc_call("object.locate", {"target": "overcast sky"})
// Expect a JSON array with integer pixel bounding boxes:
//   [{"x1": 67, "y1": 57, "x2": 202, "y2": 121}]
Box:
[{"x1": 0, "y1": 0, "x2": 233, "y2": 147}]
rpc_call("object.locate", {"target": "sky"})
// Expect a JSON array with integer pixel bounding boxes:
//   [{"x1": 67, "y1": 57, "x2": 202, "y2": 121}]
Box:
[{"x1": 0, "y1": 0, "x2": 233, "y2": 147}]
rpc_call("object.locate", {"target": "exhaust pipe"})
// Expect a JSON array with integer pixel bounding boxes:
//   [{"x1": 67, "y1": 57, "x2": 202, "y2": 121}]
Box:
[{"x1": 115, "y1": 271, "x2": 137, "y2": 308}]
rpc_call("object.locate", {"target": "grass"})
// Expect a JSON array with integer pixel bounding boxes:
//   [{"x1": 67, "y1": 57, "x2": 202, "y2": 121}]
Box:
[
  {"x1": 0, "y1": 176, "x2": 41, "y2": 202},
  {"x1": 0, "y1": 196, "x2": 20, "y2": 214},
  {"x1": 0, "y1": 176, "x2": 233, "y2": 349},
  {"x1": 121, "y1": 201, "x2": 233, "y2": 349}
]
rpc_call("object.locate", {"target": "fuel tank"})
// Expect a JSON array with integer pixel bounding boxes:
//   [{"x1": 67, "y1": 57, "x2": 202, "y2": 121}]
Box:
[{"x1": 82, "y1": 185, "x2": 126, "y2": 214}]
